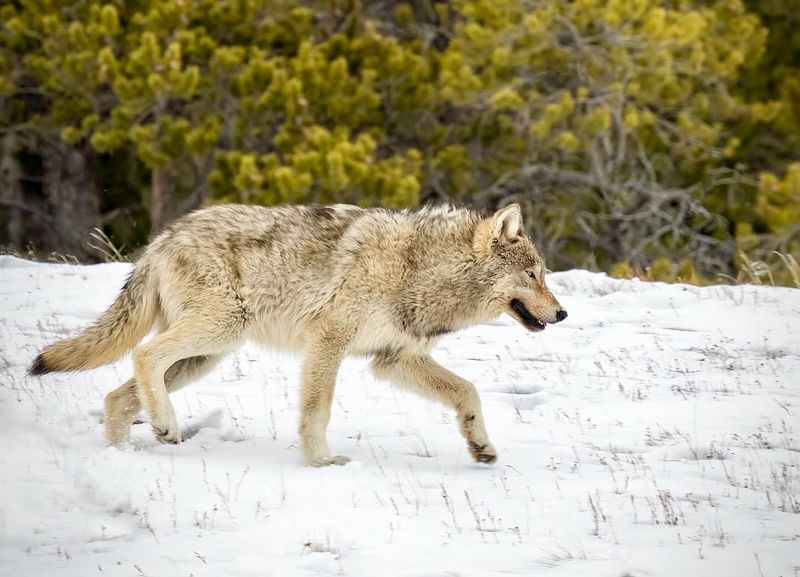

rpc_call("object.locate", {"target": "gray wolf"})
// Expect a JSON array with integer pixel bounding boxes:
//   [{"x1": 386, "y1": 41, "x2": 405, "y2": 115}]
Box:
[{"x1": 29, "y1": 203, "x2": 567, "y2": 466}]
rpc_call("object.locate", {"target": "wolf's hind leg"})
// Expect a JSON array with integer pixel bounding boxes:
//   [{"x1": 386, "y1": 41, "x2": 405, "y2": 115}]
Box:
[
  {"x1": 104, "y1": 378, "x2": 140, "y2": 445},
  {"x1": 134, "y1": 321, "x2": 238, "y2": 445},
  {"x1": 104, "y1": 354, "x2": 224, "y2": 445},
  {"x1": 164, "y1": 354, "x2": 224, "y2": 392},
  {"x1": 371, "y1": 352, "x2": 497, "y2": 464}
]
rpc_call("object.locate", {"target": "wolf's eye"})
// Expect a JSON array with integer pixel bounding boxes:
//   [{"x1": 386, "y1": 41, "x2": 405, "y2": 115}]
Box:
[{"x1": 527, "y1": 270, "x2": 537, "y2": 280}]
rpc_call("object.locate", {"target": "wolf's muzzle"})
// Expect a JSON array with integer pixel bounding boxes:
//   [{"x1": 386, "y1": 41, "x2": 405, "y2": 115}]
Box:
[{"x1": 510, "y1": 299, "x2": 546, "y2": 331}]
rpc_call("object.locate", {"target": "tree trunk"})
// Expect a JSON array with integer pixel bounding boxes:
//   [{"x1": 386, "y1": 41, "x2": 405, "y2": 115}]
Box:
[
  {"x1": 0, "y1": 134, "x2": 25, "y2": 249},
  {"x1": 41, "y1": 139, "x2": 101, "y2": 260},
  {"x1": 149, "y1": 165, "x2": 176, "y2": 236}
]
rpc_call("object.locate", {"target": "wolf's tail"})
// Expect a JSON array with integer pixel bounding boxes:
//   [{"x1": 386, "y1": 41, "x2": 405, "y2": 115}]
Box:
[{"x1": 29, "y1": 263, "x2": 159, "y2": 375}]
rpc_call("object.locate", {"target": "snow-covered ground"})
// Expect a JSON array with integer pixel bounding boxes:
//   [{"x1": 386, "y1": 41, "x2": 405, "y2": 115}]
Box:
[{"x1": 0, "y1": 255, "x2": 798, "y2": 577}]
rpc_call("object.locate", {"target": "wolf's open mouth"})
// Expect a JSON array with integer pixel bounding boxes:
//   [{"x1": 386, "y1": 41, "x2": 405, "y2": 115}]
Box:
[{"x1": 510, "y1": 299, "x2": 545, "y2": 331}]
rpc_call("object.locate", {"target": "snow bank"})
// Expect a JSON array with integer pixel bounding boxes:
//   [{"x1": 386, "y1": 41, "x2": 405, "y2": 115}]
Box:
[{"x1": 1, "y1": 256, "x2": 798, "y2": 576}]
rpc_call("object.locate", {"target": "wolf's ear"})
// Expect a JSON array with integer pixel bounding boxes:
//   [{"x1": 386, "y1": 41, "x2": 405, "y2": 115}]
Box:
[{"x1": 490, "y1": 204, "x2": 523, "y2": 244}]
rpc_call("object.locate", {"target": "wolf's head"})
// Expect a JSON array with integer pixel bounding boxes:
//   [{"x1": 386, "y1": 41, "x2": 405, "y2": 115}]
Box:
[{"x1": 473, "y1": 204, "x2": 567, "y2": 332}]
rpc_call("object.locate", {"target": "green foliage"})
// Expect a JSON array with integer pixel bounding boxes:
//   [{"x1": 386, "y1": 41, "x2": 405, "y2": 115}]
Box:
[
  {"x1": 610, "y1": 258, "x2": 706, "y2": 285},
  {"x1": 0, "y1": 0, "x2": 797, "y2": 283}
]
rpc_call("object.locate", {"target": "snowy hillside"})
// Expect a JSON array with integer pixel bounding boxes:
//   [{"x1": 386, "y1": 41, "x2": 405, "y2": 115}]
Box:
[{"x1": 1, "y1": 255, "x2": 798, "y2": 577}]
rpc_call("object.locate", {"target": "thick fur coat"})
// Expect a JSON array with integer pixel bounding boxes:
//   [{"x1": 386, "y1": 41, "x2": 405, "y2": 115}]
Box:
[{"x1": 30, "y1": 203, "x2": 566, "y2": 465}]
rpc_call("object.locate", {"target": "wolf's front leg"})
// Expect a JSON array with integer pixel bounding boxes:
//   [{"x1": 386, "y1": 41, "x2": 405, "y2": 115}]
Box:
[
  {"x1": 299, "y1": 331, "x2": 351, "y2": 467},
  {"x1": 372, "y1": 353, "x2": 497, "y2": 464}
]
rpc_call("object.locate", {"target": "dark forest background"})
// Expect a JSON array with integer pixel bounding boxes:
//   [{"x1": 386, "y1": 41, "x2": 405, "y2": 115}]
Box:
[{"x1": 1, "y1": 0, "x2": 798, "y2": 284}]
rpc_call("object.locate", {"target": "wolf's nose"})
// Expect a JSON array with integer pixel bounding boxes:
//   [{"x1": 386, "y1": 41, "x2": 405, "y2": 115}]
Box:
[{"x1": 555, "y1": 309, "x2": 568, "y2": 323}]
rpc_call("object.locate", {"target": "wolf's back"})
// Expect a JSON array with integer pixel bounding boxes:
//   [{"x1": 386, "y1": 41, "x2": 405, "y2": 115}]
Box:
[{"x1": 29, "y1": 263, "x2": 158, "y2": 375}]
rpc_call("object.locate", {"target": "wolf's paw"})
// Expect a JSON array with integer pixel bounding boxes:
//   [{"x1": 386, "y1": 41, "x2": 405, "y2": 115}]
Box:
[
  {"x1": 153, "y1": 426, "x2": 182, "y2": 444},
  {"x1": 468, "y1": 441, "x2": 497, "y2": 464},
  {"x1": 150, "y1": 409, "x2": 181, "y2": 444},
  {"x1": 152, "y1": 423, "x2": 182, "y2": 444},
  {"x1": 104, "y1": 418, "x2": 132, "y2": 447},
  {"x1": 309, "y1": 454, "x2": 351, "y2": 467},
  {"x1": 105, "y1": 431, "x2": 132, "y2": 447}
]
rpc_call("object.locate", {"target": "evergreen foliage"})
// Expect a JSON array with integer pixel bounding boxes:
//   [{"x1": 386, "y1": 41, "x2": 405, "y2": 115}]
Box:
[{"x1": 1, "y1": 0, "x2": 797, "y2": 283}]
